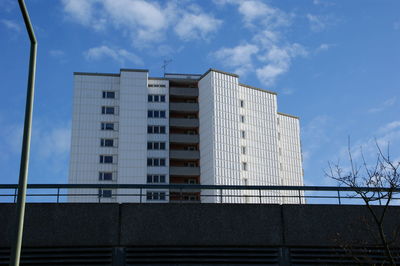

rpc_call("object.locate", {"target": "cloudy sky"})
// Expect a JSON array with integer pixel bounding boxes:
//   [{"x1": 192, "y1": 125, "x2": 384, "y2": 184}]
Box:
[{"x1": 1, "y1": 0, "x2": 399, "y2": 186}]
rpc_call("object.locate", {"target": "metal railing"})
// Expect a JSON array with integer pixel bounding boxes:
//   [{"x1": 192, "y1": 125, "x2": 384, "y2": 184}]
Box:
[{"x1": 0, "y1": 184, "x2": 399, "y2": 204}]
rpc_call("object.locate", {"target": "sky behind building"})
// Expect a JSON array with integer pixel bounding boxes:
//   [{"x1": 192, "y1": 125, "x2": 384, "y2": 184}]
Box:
[{"x1": 1, "y1": 0, "x2": 400, "y2": 187}]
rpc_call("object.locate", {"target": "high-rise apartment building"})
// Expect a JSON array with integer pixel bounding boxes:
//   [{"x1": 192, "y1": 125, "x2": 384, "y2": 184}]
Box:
[{"x1": 68, "y1": 68, "x2": 303, "y2": 203}]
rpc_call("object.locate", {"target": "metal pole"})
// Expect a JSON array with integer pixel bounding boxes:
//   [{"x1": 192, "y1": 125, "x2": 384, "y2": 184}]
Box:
[{"x1": 9, "y1": 1, "x2": 37, "y2": 265}]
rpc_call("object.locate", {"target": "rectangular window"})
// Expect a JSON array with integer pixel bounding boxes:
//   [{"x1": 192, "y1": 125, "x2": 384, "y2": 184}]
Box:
[
  {"x1": 147, "y1": 142, "x2": 166, "y2": 150},
  {"x1": 277, "y1": 117, "x2": 280, "y2": 125},
  {"x1": 241, "y1": 130, "x2": 246, "y2": 139},
  {"x1": 148, "y1": 110, "x2": 166, "y2": 118},
  {"x1": 242, "y1": 162, "x2": 247, "y2": 171},
  {"x1": 101, "y1": 106, "x2": 115, "y2": 115},
  {"x1": 99, "y1": 172, "x2": 113, "y2": 181},
  {"x1": 148, "y1": 94, "x2": 166, "y2": 102},
  {"x1": 240, "y1": 100, "x2": 244, "y2": 108},
  {"x1": 98, "y1": 189, "x2": 112, "y2": 198},
  {"x1": 147, "y1": 175, "x2": 166, "y2": 183},
  {"x1": 102, "y1": 91, "x2": 115, "y2": 99},
  {"x1": 147, "y1": 158, "x2": 167, "y2": 167},
  {"x1": 100, "y1": 155, "x2": 113, "y2": 164},
  {"x1": 146, "y1": 191, "x2": 166, "y2": 201},
  {"x1": 278, "y1": 132, "x2": 281, "y2": 140},
  {"x1": 147, "y1": 125, "x2": 166, "y2": 134},
  {"x1": 100, "y1": 139, "x2": 114, "y2": 147},
  {"x1": 101, "y1": 122, "x2": 115, "y2": 130},
  {"x1": 240, "y1": 115, "x2": 245, "y2": 123},
  {"x1": 241, "y1": 146, "x2": 246, "y2": 155}
]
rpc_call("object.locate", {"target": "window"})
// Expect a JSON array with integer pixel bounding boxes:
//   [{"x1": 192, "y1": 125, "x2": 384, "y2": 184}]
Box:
[
  {"x1": 101, "y1": 122, "x2": 115, "y2": 130},
  {"x1": 241, "y1": 130, "x2": 246, "y2": 139},
  {"x1": 98, "y1": 189, "x2": 112, "y2": 198},
  {"x1": 146, "y1": 191, "x2": 166, "y2": 201},
  {"x1": 242, "y1": 162, "x2": 247, "y2": 171},
  {"x1": 240, "y1": 115, "x2": 245, "y2": 123},
  {"x1": 184, "y1": 162, "x2": 196, "y2": 167},
  {"x1": 148, "y1": 110, "x2": 166, "y2": 118},
  {"x1": 147, "y1": 175, "x2": 166, "y2": 183},
  {"x1": 147, "y1": 142, "x2": 166, "y2": 150},
  {"x1": 101, "y1": 106, "x2": 115, "y2": 115},
  {"x1": 148, "y1": 94, "x2": 166, "y2": 102},
  {"x1": 147, "y1": 125, "x2": 166, "y2": 134},
  {"x1": 100, "y1": 139, "x2": 114, "y2": 147},
  {"x1": 99, "y1": 172, "x2": 113, "y2": 181},
  {"x1": 100, "y1": 155, "x2": 113, "y2": 164},
  {"x1": 102, "y1": 91, "x2": 115, "y2": 99},
  {"x1": 241, "y1": 146, "x2": 246, "y2": 155},
  {"x1": 147, "y1": 158, "x2": 166, "y2": 167},
  {"x1": 240, "y1": 100, "x2": 244, "y2": 108},
  {"x1": 277, "y1": 117, "x2": 280, "y2": 125},
  {"x1": 278, "y1": 132, "x2": 281, "y2": 140}
]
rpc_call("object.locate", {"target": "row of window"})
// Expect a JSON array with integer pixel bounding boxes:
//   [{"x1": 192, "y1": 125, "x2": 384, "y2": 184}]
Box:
[
  {"x1": 100, "y1": 139, "x2": 114, "y2": 147},
  {"x1": 101, "y1": 122, "x2": 115, "y2": 130},
  {"x1": 148, "y1": 94, "x2": 166, "y2": 102},
  {"x1": 99, "y1": 155, "x2": 113, "y2": 164},
  {"x1": 98, "y1": 189, "x2": 166, "y2": 201},
  {"x1": 147, "y1": 141, "x2": 166, "y2": 150},
  {"x1": 102, "y1": 91, "x2": 115, "y2": 99},
  {"x1": 147, "y1": 158, "x2": 166, "y2": 167},
  {"x1": 101, "y1": 106, "x2": 116, "y2": 115},
  {"x1": 147, "y1": 174, "x2": 166, "y2": 183},
  {"x1": 148, "y1": 110, "x2": 166, "y2": 118},
  {"x1": 148, "y1": 125, "x2": 166, "y2": 134},
  {"x1": 148, "y1": 84, "x2": 166, "y2": 88}
]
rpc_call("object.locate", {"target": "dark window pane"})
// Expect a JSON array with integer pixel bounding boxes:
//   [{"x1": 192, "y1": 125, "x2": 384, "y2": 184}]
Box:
[
  {"x1": 154, "y1": 142, "x2": 159, "y2": 149},
  {"x1": 104, "y1": 173, "x2": 112, "y2": 180},
  {"x1": 148, "y1": 110, "x2": 153, "y2": 118},
  {"x1": 153, "y1": 175, "x2": 159, "y2": 183},
  {"x1": 105, "y1": 123, "x2": 114, "y2": 130},
  {"x1": 102, "y1": 190, "x2": 112, "y2": 198},
  {"x1": 147, "y1": 158, "x2": 152, "y2": 166},
  {"x1": 147, "y1": 126, "x2": 152, "y2": 133},
  {"x1": 102, "y1": 91, "x2": 106, "y2": 98},
  {"x1": 160, "y1": 159, "x2": 165, "y2": 166},
  {"x1": 160, "y1": 192, "x2": 166, "y2": 200},
  {"x1": 160, "y1": 142, "x2": 165, "y2": 150},
  {"x1": 160, "y1": 175, "x2": 165, "y2": 183},
  {"x1": 160, "y1": 95, "x2": 165, "y2": 102},
  {"x1": 154, "y1": 111, "x2": 159, "y2": 118},
  {"x1": 148, "y1": 95, "x2": 152, "y2": 102},
  {"x1": 104, "y1": 156, "x2": 113, "y2": 163},
  {"x1": 154, "y1": 95, "x2": 159, "y2": 102},
  {"x1": 154, "y1": 126, "x2": 159, "y2": 134},
  {"x1": 154, "y1": 159, "x2": 159, "y2": 166},
  {"x1": 105, "y1": 139, "x2": 113, "y2": 146},
  {"x1": 146, "y1": 192, "x2": 152, "y2": 200},
  {"x1": 153, "y1": 193, "x2": 159, "y2": 200},
  {"x1": 160, "y1": 111, "x2": 165, "y2": 118},
  {"x1": 160, "y1": 126, "x2": 165, "y2": 134},
  {"x1": 147, "y1": 175, "x2": 152, "y2": 183},
  {"x1": 147, "y1": 142, "x2": 152, "y2": 150}
]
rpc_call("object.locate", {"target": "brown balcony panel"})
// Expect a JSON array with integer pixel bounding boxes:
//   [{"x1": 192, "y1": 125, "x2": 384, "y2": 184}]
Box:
[
  {"x1": 170, "y1": 167, "x2": 200, "y2": 176},
  {"x1": 170, "y1": 150, "x2": 200, "y2": 160},
  {"x1": 170, "y1": 118, "x2": 199, "y2": 128},
  {"x1": 169, "y1": 134, "x2": 199, "y2": 144},
  {"x1": 170, "y1": 102, "x2": 199, "y2": 112}
]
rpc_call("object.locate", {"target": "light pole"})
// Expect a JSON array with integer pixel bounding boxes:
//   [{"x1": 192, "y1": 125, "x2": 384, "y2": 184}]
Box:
[{"x1": 9, "y1": 1, "x2": 37, "y2": 265}]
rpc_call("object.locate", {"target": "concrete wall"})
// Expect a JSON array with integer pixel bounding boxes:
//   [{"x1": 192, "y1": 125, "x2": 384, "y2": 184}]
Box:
[{"x1": 1, "y1": 204, "x2": 399, "y2": 248}]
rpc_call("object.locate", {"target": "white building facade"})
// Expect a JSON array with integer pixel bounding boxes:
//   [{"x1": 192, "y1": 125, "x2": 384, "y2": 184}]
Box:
[{"x1": 69, "y1": 68, "x2": 303, "y2": 203}]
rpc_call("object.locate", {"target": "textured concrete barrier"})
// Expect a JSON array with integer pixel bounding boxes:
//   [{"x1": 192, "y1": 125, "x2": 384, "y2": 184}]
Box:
[{"x1": 0, "y1": 203, "x2": 399, "y2": 248}]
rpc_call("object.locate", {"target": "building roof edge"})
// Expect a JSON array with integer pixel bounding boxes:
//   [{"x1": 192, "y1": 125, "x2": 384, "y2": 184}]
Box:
[
  {"x1": 120, "y1": 68, "x2": 149, "y2": 73},
  {"x1": 73, "y1": 72, "x2": 120, "y2": 77},
  {"x1": 199, "y1": 68, "x2": 239, "y2": 80},
  {"x1": 239, "y1": 83, "x2": 277, "y2": 95},
  {"x1": 277, "y1": 112, "x2": 300, "y2": 120}
]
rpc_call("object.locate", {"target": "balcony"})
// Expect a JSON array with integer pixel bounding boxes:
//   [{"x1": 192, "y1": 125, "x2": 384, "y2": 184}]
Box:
[
  {"x1": 170, "y1": 150, "x2": 200, "y2": 160},
  {"x1": 170, "y1": 87, "x2": 199, "y2": 97},
  {"x1": 170, "y1": 167, "x2": 200, "y2": 176},
  {"x1": 170, "y1": 134, "x2": 199, "y2": 144},
  {"x1": 170, "y1": 102, "x2": 199, "y2": 112},
  {"x1": 170, "y1": 118, "x2": 199, "y2": 128}
]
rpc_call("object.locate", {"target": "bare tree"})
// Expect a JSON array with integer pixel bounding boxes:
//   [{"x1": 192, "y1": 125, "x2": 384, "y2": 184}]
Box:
[{"x1": 326, "y1": 139, "x2": 400, "y2": 265}]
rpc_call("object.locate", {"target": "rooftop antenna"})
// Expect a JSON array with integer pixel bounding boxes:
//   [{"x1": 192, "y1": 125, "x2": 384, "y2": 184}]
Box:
[{"x1": 162, "y1": 59, "x2": 172, "y2": 76}]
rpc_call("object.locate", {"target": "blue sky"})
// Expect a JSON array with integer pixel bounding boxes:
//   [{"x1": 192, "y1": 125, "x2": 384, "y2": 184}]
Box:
[{"x1": 1, "y1": 0, "x2": 399, "y2": 186}]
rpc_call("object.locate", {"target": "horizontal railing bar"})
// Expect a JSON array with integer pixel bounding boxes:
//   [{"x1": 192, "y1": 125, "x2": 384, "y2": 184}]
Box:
[{"x1": 0, "y1": 184, "x2": 399, "y2": 193}]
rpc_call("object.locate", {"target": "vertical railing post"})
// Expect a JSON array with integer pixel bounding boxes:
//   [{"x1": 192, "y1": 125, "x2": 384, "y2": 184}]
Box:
[
  {"x1": 337, "y1": 190, "x2": 341, "y2": 205},
  {"x1": 56, "y1": 188, "x2": 60, "y2": 203},
  {"x1": 259, "y1": 189, "x2": 262, "y2": 204},
  {"x1": 139, "y1": 188, "x2": 142, "y2": 203},
  {"x1": 298, "y1": 190, "x2": 302, "y2": 204},
  {"x1": 219, "y1": 189, "x2": 223, "y2": 203},
  {"x1": 14, "y1": 188, "x2": 17, "y2": 203}
]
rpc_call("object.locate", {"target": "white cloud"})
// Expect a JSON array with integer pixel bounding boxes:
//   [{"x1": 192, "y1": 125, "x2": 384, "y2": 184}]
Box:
[
  {"x1": 84, "y1": 45, "x2": 143, "y2": 65},
  {"x1": 307, "y1": 14, "x2": 326, "y2": 32},
  {"x1": 368, "y1": 97, "x2": 396, "y2": 113},
  {"x1": 62, "y1": 0, "x2": 222, "y2": 46},
  {"x1": 213, "y1": 44, "x2": 259, "y2": 76},
  {"x1": 1, "y1": 19, "x2": 21, "y2": 32},
  {"x1": 49, "y1": 50, "x2": 65, "y2": 58},
  {"x1": 175, "y1": 13, "x2": 222, "y2": 41},
  {"x1": 316, "y1": 43, "x2": 331, "y2": 52}
]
